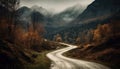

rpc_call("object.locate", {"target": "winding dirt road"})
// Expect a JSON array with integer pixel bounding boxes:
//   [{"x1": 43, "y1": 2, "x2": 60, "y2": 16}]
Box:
[{"x1": 46, "y1": 43, "x2": 110, "y2": 69}]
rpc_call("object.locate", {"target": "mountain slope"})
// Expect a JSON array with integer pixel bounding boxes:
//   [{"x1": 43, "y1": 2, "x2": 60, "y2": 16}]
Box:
[
  {"x1": 15, "y1": 6, "x2": 45, "y2": 30},
  {"x1": 72, "y1": 0, "x2": 120, "y2": 24},
  {"x1": 50, "y1": 4, "x2": 85, "y2": 27},
  {"x1": 62, "y1": 1, "x2": 120, "y2": 68},
  {"x1": 54, "y1": 4, "x2": 84, "y2": 22},
  {"x1": 31, "y1": 5, "x2": 53, "y2": 16},
  {"x1": 48, "y1": 0, "x2": 120, "y2": 42},
  {"x1": 65, "y1": 14, "x2": 120, "y2": 69}
]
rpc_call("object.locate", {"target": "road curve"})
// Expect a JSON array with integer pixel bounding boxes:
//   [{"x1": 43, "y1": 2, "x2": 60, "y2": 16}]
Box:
[{"x1": 46, "y1": 43, "x2": 110, "y2": 69}]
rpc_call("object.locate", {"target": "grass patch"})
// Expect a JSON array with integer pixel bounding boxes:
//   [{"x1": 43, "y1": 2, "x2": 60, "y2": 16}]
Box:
[{"x1": 24, "y1": 51, "x2": 51, "y2": 69}]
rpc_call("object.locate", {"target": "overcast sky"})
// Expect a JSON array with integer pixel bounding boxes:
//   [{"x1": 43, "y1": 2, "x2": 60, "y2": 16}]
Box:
[{"x1": 20, "y1": 0, "x2": 94, "y2": 13}]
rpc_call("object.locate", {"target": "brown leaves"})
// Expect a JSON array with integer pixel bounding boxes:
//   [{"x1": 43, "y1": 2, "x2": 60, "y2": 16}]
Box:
[
  {"x1": 93, "y1": 24, "x2": 112, "y2": 43},
  {"x1": 54, "y1": 34, "x2": 62, "y2": 42}
]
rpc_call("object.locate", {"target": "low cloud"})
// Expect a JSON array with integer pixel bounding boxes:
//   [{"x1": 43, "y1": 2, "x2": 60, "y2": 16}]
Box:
[{"x1": 20, "y1": 0, "x2": 94, "y2": 13}]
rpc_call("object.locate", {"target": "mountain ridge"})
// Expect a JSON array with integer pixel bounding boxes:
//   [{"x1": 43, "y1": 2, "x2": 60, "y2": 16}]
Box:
[{"x1": 71, "y1": 0, "x2": 120, "y2": 25}]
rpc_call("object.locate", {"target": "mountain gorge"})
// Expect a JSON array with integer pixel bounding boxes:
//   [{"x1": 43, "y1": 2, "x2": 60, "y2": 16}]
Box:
[
  {"x1": 61, "y1": 0, "x2": 120, "y2": 69},
  {"x1": 16, "y1": 4, "x2": 85, "y2": 28},
  {"x1": 49, "y1": 0, "x2": 120, "y2": 43},
  {"x1": 44, "y1": 1, "x2": 120, "y2": 68},
  {"x1": 15, "y1": 4, "x2": 86, "y2": 40},
  {"x1": 0, "y1": 0, "x2": 120, "y2": 69}
]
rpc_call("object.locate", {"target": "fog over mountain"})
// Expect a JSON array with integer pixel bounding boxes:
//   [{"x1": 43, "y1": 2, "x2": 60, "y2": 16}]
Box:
[
  {"x1": 49, "y1": 4, "x2": 85, "y2": 27},
  {"x1": 20, "y1": 0, "x2": 94, "y2": 13},
  {"x1": 16, "y1": 3, "x2": 87, "y2": 28},
  {"x1": 31, "y1": 5, "x2": 54, "y2": 16}
]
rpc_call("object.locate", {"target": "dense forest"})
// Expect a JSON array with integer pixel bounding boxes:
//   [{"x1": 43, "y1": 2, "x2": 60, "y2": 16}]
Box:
[{"x1": 0, "y1": 0, "x2": 64, "y2": 69}]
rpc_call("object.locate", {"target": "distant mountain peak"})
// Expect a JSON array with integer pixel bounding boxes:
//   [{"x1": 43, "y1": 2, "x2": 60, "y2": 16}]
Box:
[
  {"x1": 53, "y1": 4, "x2": 85, "y2": 22},
  {"x1": 31, "y1": 5, "x2": 52, "y2": 16},
  {"x1": 31, "y1": 5, "x2": 44, "y2": 10}
]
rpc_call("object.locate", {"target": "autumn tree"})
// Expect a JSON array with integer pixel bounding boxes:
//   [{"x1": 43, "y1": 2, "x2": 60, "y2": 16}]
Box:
[
  {"x1": 93, "y1": 24, "x2": 112, "y2": 43},
  {"x1": 54, "y1": 34, "x2": 62, "y2": 42},
  {"x1": 64, "y1": 32, "x2": 69, "y2": 43},
  {"x1": 108, "y1": 21, "x2": 120, "y2": 38},
  {"x1": 0, "y1": 0, "x2": 20, "y2": 43},
  {"x1": 14, "y1": 25, "x2": 25, "y2": 43},
  {"x1": 76, "y1": 36, "x2": 81, "y2": 44}
]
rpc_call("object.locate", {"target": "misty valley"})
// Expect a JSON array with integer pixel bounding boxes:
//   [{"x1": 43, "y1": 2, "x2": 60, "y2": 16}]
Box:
[{"x1": 0, "y1": 0, "x2": 120, "y2": 69}]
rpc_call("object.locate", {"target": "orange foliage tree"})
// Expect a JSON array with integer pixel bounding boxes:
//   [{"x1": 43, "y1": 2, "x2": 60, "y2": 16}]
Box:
[
  {"x1": 14, "y1": 22, "x2": 45, "y2": 49},
  {"x1": 54, "y1": 34, "x2": 62, "y2": 42},
  {"x1": 0, "y1": 17, "x2": 15, "y2": 41},
  {"x1": 93, "y1": 24, "x2": 112, "y2": 43}
]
